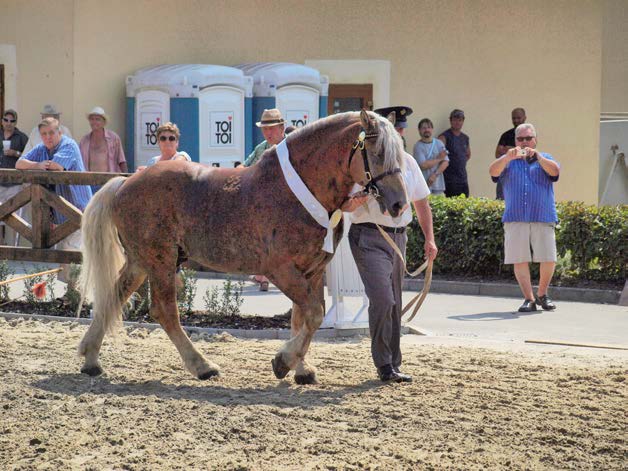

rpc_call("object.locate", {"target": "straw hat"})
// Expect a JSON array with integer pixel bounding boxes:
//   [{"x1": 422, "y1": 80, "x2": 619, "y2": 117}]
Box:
[
  {"x1": 87, "y1": 106, "x2": 108, "y2": 122},
  {"x1": 256, "y1": 108, "x2": 285, "y2": 128}
]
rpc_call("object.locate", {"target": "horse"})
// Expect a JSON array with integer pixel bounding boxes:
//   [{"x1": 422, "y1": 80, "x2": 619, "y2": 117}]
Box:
[{"x1": 78, "y1": 110, "x2": 407, "y2": 385}]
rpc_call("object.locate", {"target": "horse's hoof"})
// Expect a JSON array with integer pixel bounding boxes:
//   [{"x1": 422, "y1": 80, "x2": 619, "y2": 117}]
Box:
[
  {"x1": 294, "y1": 372, "x2": 318, "y2": 385},
  {"x1": 198, "y1": 369, "x2": 220, "y2": 380},
  {"x1": 81, "y1": 365, "x2": 103, "y2": 377},
  {"x1": 271, "y1": 355, "x2": 290, "y2": 379}
]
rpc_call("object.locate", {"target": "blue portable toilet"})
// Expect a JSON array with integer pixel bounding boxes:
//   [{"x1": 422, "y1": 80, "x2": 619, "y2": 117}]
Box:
[
  {"x1": 234, "y1": 63, "x2": 329, "y2": 146},
  {"x1": 125, "y1": 64, "x2": 253, "y2": 170}
]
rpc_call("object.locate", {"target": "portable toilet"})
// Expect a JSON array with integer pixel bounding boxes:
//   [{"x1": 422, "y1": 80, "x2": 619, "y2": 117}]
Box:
[
  {"x1": 234, "y1": 63, "x2": 329, "y2": 146},
  {"x1": 126, "y1": 64, "x2": 253, "y2": 170}
]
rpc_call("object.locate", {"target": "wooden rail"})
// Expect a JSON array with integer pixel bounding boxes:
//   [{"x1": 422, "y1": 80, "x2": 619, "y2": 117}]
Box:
[{"x1": 0, "y1": 169, "x2": 130, "y2": 264}]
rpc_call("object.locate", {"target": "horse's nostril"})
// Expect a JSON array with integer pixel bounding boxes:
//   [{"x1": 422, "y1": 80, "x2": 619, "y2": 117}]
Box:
[{"x1": 392, "y1": 202, "x2": 403, "y2": 215}]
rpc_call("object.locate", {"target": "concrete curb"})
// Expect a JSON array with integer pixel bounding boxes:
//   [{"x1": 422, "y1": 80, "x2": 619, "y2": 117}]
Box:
[
  {"x1": 0, "y1": 311, "x2": 376, "y2": 340},
  {"x1": 198, "y1": 270, "x2": 622, "y2": 304}
]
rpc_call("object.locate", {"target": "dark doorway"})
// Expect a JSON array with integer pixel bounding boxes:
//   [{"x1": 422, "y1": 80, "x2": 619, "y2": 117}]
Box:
[{"x1": 328, "y1": 84, "x2": 373, "y2": 115}]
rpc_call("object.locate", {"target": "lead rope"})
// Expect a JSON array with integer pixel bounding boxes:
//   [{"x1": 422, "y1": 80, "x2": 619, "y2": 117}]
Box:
[
  {"x1": 361, "y1": 203, "x2": 433, "y2": 323},
  {"x1": 350, "y1": 128, "x2": 432, "y2": 322}
]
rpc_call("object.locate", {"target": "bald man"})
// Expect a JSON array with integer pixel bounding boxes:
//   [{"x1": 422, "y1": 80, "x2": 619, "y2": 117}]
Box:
[{"x1": 495, "y1": 108, "x2": 527, "y2": 199}]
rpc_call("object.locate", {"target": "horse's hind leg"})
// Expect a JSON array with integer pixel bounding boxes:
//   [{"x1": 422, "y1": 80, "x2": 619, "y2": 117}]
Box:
[
  {"x1": 79, "y1": 261, "x2": 146, "y2": 376},
  {"x1": 149, "y1": 272, "x2": 220, "y2": 380}
]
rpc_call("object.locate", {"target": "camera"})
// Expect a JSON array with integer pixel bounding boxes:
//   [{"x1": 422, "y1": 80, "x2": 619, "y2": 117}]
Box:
[{"x1": 518, "y1": 148, "x2": 527, "y2": 157}]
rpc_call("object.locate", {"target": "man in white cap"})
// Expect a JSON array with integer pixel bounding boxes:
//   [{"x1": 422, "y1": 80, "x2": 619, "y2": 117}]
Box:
[
  {"x1": 23, "y1": 104, "x2": 73, "y2": 154},
  {"x1": 242, "y1": 108, "x2": 286, "y2": 167},
  {"x1": 79, "y1": 106, "x2": 127, "y2": 176}
]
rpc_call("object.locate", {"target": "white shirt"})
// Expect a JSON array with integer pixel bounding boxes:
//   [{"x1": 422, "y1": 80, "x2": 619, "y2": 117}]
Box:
[
  {"x1": 147, "y1": 151, "x2": 191, "y2": 166},
  {"x1": 23, "y1": 124, "x2": 73, "y2": 154},
  {"x1": 349, "y1": 152, "x2": 430, "y2": 227}
]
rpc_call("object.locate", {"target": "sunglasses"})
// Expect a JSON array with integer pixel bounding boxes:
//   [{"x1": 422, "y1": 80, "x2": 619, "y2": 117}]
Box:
[
  {"x1": 3, "y1": 118, "x2": 16, "y2": 123},
  {"x1": 516, "y1": 136, "x2": 535, "y2": 142},
  {"x1": 159, "y1": 135, "x2": 177, "y2": 142}
]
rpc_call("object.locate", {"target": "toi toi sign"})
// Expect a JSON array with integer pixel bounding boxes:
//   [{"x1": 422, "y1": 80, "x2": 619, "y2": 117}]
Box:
[
  {"x1": 211, "y1": 111, "x2": 234, "y2": 147},
  {"x1": 141, "y1": 113, "x2": 162, "y2": 147},
  {"x1": 286, "y1": 110, "x2": 309, "y2": 128}
]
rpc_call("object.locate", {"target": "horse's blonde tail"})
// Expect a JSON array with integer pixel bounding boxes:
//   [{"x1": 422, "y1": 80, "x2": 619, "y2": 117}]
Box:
[{"x1": 79, "y1": 176, "x2": 128, "y2": 337}]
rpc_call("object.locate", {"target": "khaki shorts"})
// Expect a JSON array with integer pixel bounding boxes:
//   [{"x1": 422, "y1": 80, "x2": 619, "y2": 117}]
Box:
[{"x1": 504, "y1": 222, "x2": 556, "y2": 264}]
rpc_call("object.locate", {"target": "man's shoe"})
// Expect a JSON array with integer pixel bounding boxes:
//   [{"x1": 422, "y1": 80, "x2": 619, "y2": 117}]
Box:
[
  {"x1": 378, "y1": 365, "x2": 412, "y2": 383},
  {"x1": 518, "y1": 299, "x2": 538, "y2": 312},
  {"x1": 536, "y1": 295, "x2": 556, "y2": 310}
]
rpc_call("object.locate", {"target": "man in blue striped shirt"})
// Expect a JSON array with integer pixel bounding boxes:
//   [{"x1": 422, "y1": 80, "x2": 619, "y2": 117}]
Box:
[
  {"x1": 489, "y1": 123, "x2": 560, "y2": 313},
  {"x1": 17, "y1": 117, "x2": 92, "y2": 288}
]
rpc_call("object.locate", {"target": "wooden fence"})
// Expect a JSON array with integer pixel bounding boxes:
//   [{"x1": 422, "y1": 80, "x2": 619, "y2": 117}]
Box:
[{"x1": 0, "y1": 169, "x2": 128, "y2": 264}]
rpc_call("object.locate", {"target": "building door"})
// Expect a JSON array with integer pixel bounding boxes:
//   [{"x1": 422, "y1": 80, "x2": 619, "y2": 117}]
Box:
[{"x1": 328, "y1": 84, "x2": 373, "y2": 115}]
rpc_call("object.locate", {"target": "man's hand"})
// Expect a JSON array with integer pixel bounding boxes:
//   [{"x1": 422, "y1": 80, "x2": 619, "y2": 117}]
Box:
[
  {"x1": 427, "y1": 174, "x2": 437, "y2": 187},
  {"x1": 340, "y1": 194, "x2": 370, "y2": 213},
  {"x1": 3, "y1": 149, "x2": 18, "y2": 157},
  {"x1": 506, "y1": 146, "x2": 526, "y2": 162},
  {"x1": 424, "y1": 239, "x2": 438, "y2": 261}
]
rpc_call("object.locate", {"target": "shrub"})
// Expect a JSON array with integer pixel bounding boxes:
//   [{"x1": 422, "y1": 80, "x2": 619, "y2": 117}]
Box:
[
  {"x1": 0, "y1": 260, "x2": 14, "y2": 302},
  {"x1": 406, "y1": 196, "x2": 627, "y2": 283},
  {"x1": 203, "y1": 278, "x2": 245, "y2": 317},
  {"x1": 177, "y1": 267, "x2": 198, "y2": 315}
]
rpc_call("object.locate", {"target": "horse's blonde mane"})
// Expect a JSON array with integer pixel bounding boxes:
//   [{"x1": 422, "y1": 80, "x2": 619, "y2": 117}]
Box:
[{"x1": 374, "y1": 115, "x2": 406, "y2": 173}]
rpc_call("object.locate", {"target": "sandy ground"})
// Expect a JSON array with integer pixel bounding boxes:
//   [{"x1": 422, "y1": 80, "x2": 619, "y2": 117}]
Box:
[{"x1": 0, "y1": 318, "x2": 626, "y2": 470}]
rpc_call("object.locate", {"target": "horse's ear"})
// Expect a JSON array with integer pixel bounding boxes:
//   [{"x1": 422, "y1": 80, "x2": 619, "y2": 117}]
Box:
[
  {"x1": 386, "y1": 111, "x2": 396, "y2": 127},
  {"x1": 359, "y1": 109, "x2": 374, "y2": 131}
]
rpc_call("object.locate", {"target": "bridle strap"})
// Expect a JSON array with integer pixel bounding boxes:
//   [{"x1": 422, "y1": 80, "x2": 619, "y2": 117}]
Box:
[{"x1": 347, "y1": 128, "x2": 401, "y2": 198}]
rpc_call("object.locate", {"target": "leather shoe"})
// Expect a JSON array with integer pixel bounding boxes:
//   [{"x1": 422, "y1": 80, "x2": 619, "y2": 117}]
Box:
[
  {"x1": 378, "y1": 365, "x2": 412, "y2": 383},
  {"x1": 518, "y1": 299, "x2": 538, "y2": 312},
  {"x1": 536, "y1": 294, "x2": 556, "y2": 310}
]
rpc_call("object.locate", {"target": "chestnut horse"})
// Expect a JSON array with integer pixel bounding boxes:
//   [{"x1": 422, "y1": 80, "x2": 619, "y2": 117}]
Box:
[{"x1": 78, "y1": 110, "x2": 407, "y2": 384}]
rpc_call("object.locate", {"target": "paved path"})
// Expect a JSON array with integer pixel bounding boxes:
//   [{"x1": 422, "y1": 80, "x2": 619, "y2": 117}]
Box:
[{"x1": 6, "y1": 262, "x2": 627, "y2": 350}]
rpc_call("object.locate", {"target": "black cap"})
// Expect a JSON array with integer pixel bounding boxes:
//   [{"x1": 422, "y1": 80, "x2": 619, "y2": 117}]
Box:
[{"x1": 373, "y1": 106, "x2": 413, "y2": 129}]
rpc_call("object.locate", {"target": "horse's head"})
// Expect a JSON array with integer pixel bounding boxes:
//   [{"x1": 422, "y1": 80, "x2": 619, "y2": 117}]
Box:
[{"x1": 349, "y1": 110, "x2": 408, "y2": 218}]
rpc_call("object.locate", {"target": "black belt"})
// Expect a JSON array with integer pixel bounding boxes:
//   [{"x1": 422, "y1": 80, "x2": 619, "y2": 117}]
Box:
[{"x1": 354, "y1": 222, "x2": 406, "y2": 234}]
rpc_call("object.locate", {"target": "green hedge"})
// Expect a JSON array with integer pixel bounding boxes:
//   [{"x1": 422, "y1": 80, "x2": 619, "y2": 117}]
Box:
[{"x1": 406, "y1": 196, "x2": 627, "y2": 283}]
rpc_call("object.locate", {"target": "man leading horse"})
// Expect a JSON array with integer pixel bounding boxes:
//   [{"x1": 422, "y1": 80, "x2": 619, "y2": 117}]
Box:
[{"x1": 78, "y1": 110, "x2": 421, "y2": 385}]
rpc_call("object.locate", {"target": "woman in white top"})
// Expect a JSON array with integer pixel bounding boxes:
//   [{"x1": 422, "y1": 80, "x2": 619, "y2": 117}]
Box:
[{"x1": 136, "y1": 122, "x2": 191, "y2": 172}]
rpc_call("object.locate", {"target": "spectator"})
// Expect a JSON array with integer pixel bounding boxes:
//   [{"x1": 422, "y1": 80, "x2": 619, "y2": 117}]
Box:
[
  {"x1": 17, "y1": 117, "x2": 92, "y2": 287},
  {"x1": 243, "y1": 109, "x2": 286, "y2": 168},
  {"x1": 0, "y1": 109, "x2": 29, "y2": 244},
  {"x1": 342, "y1": 151, "x2": 438, "y2": 383},
  {"x1": 494, "y1": 107, "x2": 527, "y2": 199},
  {"x1": 136, "y1": 122, "x2": 191, "y2": 172},
  {"x1": 374, "y1": 106, "x2": 413, "y2": 150},
  {"x1": 79, "y1": 107, "x2": 128, "y2": 173},
  {"x1": 489, "y1": 123, "x2": 560, "y2": 313},
  {"x1": 241, "y1": 109, "x2": 287, "y2": 291},
  {"x1": 439, "y1": 109, "x2": 471, "y2": 197},
  {"x1": 413, "y1": 118, "x2": 449, "y2": 195},
  {"x1": 23, "y1": 104, "x2": 73, "y2": 155}
]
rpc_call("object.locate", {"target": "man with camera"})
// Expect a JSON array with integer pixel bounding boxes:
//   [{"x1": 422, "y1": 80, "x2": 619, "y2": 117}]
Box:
[{"x1": 489, "y1": 123, "x2": 560, "y2": 313}]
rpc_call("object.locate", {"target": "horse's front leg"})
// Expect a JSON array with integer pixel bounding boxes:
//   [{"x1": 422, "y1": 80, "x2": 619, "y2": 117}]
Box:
[{"x1": 272, "y1": 300, "x2": 324, "y2": 384}]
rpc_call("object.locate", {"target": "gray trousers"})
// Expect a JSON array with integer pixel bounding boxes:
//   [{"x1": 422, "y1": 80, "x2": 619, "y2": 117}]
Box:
[{"x1": 348, "y1": 224, "x2": 407, "y2": 369}]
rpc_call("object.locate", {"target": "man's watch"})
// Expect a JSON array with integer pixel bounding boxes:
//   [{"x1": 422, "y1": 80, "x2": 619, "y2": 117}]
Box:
[{"x1": 16, "y1": 151, "x2": 21, "y2": 157}]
